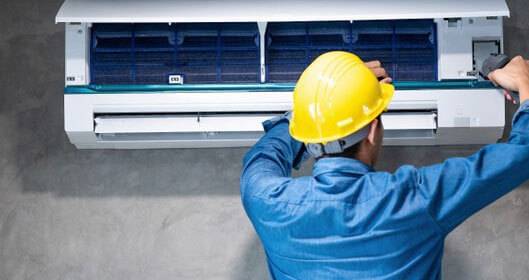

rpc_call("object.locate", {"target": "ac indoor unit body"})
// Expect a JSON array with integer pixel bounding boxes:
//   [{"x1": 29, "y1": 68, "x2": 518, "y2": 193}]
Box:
[{"x1": 56, "y1": 0, "x2": 510, "y2": 149}]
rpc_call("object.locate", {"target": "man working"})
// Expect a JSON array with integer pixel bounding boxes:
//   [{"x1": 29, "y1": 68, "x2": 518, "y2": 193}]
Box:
[{"x1": 240, "y1": 51, "x2": 529, "y2": 279}]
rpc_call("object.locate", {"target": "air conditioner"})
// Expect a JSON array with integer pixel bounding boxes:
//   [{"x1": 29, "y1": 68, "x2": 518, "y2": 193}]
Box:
[{"x1": 56, "y1": 0, "x2": 509, "y2": 149}]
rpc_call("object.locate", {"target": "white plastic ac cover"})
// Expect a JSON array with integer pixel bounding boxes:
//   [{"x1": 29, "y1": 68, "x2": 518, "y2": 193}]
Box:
[{"x1": 56, "y1": 0, "x2": 509, "y2": 23}]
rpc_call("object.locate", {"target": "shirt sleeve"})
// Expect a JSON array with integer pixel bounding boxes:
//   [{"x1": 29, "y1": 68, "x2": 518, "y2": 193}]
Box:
[
  {"x1": 240, "y1": 113, "x2": 308, "y2": 199},
  {"x1": 416, "y1": 101, "x2": 529, "y2": 234}
]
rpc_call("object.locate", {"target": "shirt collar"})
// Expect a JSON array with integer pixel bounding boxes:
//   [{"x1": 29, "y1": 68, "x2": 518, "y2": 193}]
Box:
[{"x1": 313, "y1": 157, "x2": 375, "y2": 177}]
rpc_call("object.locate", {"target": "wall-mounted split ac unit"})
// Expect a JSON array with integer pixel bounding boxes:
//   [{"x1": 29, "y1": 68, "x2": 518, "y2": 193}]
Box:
[{"x1": 56, "y1": 0, "x2": 509, "y2": 149}]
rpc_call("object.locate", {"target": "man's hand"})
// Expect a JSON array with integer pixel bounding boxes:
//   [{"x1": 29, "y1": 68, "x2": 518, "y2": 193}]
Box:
[
  {"x1": 488, "y1": 56, "x2": 529, "y2": 104},
  {"x1": 365, "y1": 60, "x2": 392, "y2": 84}
]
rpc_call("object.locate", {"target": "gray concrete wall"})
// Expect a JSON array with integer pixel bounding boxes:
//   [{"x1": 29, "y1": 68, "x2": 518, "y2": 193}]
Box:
[{"x1": 0, "y1": 0, "x2": 528, "y2": 279}]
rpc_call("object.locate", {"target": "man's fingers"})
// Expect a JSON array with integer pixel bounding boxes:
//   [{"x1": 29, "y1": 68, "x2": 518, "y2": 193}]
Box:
[
  {"x1": 365, "y1": 60, "x2": 381, "y2": 68},
  {"x1": 503, "y1": 90, "x2": 517, "y2": 104},
  {"x1": 488, "y1": 71, "x2": 498, "y2": 85},
  {"x1": 503, "y1": 90, "x2": 512, "y2": 100},
  {"x1": 380, "y1": 77, "x2": 393, "y2": 84},
  {"x1": 365, "y1": 60, "x2": 389, "y2": 78},
  {"x1": 371, "y1": 67, "x2": 388, "y2": 78}
]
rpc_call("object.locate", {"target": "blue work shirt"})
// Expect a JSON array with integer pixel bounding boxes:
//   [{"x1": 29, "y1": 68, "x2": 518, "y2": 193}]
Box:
[{"x1": 240, "y1": 101, "x2": 529, "y2": 280}]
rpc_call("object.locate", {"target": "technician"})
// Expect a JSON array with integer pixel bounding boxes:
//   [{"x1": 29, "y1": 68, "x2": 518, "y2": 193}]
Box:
[{"x1": 240, "y1": 51, "x2": 529, "y2": 279}]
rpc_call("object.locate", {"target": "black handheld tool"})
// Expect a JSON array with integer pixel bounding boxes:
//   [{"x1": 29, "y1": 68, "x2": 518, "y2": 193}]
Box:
[
  {"x1": 481, "y1": 54, "x2": 510, "y2": 78},
  {"x1": 481, "y1": 54, "x2": 520, "y2": 103}
]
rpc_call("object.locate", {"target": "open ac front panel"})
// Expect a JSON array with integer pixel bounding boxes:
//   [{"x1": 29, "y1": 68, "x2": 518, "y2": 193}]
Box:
[{"x1": 61, "y1": 13, "x2": 507, "y2": 149}]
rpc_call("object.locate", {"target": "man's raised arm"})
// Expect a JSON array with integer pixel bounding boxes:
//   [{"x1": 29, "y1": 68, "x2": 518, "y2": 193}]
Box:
[{"x1": 416, "y1": 56, "x2": 529, "y2": 234}]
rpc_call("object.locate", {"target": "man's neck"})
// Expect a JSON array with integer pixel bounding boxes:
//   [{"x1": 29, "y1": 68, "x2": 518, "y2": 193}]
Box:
[{"x1": 321, "y1": 152, "x2": 374, "y2": 168}]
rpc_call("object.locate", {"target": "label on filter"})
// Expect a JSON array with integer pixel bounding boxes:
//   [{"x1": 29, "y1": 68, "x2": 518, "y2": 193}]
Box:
[{"x1": 168, "y1": 74, "x2": 184, "y2": 85}]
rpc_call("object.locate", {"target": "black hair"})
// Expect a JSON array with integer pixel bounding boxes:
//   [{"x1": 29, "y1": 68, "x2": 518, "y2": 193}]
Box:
[{"x1": 321, "y1": 141, "x2": 362, "y2": 159}]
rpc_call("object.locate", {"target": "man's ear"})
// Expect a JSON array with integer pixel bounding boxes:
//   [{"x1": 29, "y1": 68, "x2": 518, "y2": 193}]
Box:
[{"x1": 366, "y1": 119, "x2": 379, "y2": 145}]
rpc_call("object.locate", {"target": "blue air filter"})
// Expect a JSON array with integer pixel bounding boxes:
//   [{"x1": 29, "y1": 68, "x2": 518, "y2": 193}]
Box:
[
  {"x1": 90, "y1": 23, "x2": 261, "y2": 85},
  {"x1": 266, "y1": 20, "x2": 437, "y2": 83}
]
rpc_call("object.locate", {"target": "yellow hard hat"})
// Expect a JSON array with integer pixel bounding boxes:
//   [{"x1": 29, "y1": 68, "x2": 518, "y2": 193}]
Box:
[{"x1": 289, "y1": 51, "x2": 394, "y2": 144}]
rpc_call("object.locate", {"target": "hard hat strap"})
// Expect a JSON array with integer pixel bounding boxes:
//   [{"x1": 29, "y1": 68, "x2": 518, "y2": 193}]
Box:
[{"x1": 306, "y1": 126, "x2": 370, "y2": 158}]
